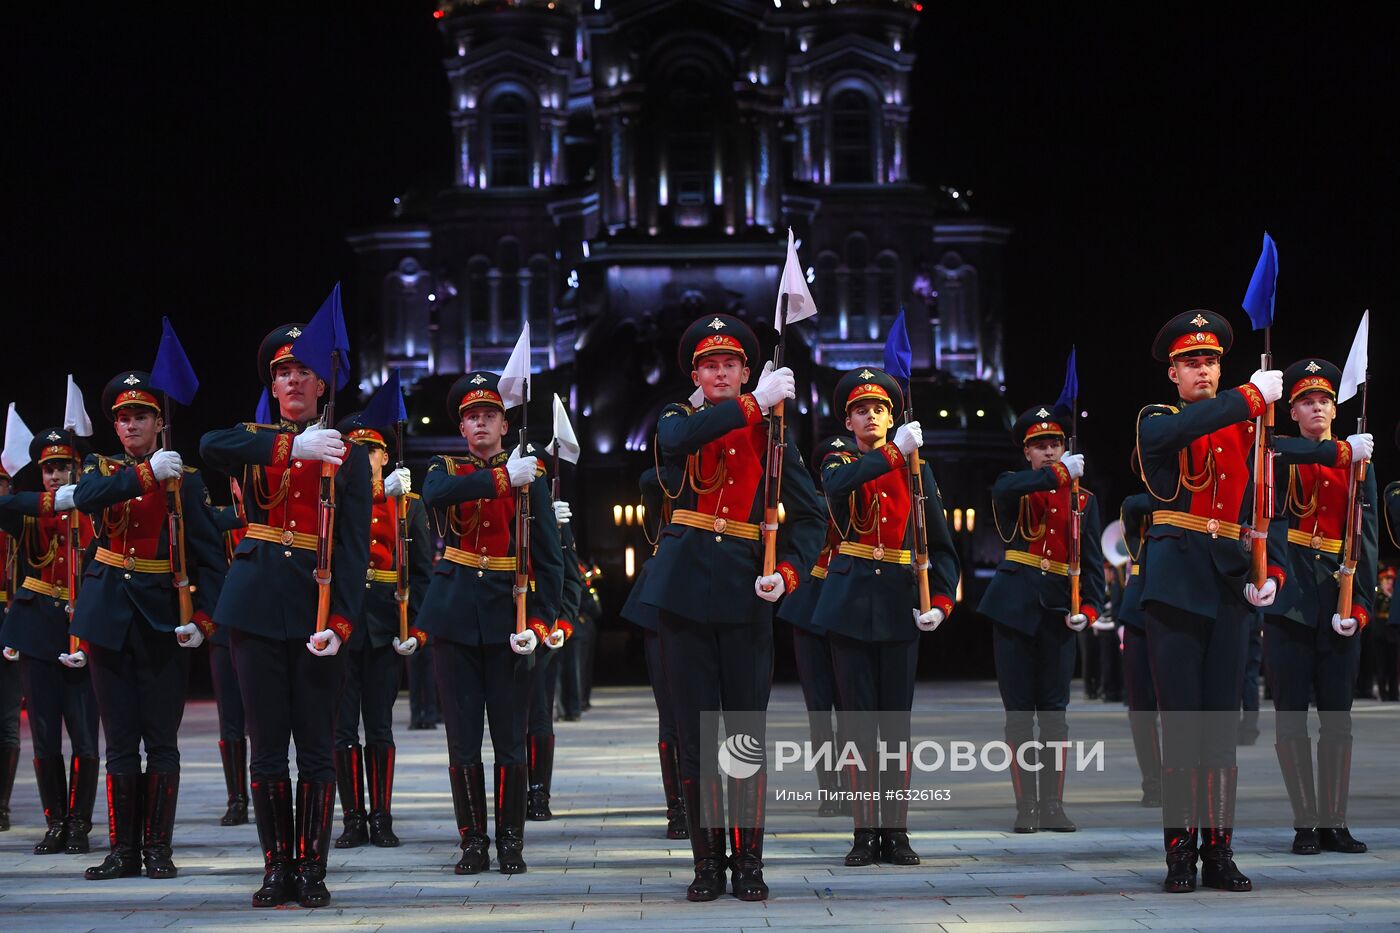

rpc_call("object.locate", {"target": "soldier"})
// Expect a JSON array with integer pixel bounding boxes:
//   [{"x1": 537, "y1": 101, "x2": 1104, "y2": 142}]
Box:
[
  {"x1": 1135, "y1": 309, "x2": 1348, "y2": 893},
  {"x1": 979, "y1": 404, "x2": 1105, "y2": 834},
  {"x1": 812, "y1": 371, "x2": 959, "y2": 866},
  {"x1": 72, "y1": 371, "x2": 228, "y2": 881},
  {"x1": 206, "y1": 493, "x2": 250, "y2": 825},
  {"x1": 417, "y1": 372, "x2": 563, "y2": 877},
  {"x1": 639, "y1": 314, "x2": 823, "y2": 902},
  {"x1": 1118, "y1": 491, "x2": 1161, "y2": 808},
  {"x1": 0, "y1": 430, "x2": 99, "y2": 854},
  {"x1": 199, "y1": 324, "x2": 372, "y2": 908},
  {"x1": 330, "y1": 413, "x2": 431, "y2": 849},
  {"x1": 1263, "y1": 358, "x2": 1375, "y2": 856},
  {"x1": 0, "y1": 464, "x2": 21, "y2": 832},
  {"x1": 775, "y1": 436, "x2": 852, "y2": 819}
]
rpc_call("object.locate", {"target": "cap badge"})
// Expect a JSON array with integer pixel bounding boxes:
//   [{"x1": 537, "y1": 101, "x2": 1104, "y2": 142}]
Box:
[
  {"x1": 1036, "y1": 408, "x2": 1050, "y2": 418},
  {"x1": 46, "y1": 431, "x2": 61, "y2": 441},
  {"x1": 470, "y1": 374, "x2": 487, "y2": 385},
  {"x1": 858, "y1": 369, "x2": 875, "y2": 380},
  {"x1": 707, "y1": 318, "x2": 727, "y2": 330},
  {"x1": 1305, "y1": 361, "x2": 1321, "y2": 373},
  {"x1": 286, "y1": 326, "x2": 303, "y2": 339},
  {"x1": 1190, "y1": 313, "x2": 1209, "y2": 327},
  {"x1": 123, "y1": 374, "x2": 141, "y2": 385},
  {"x1": 831, "y1": 439, "x2": 846, "y2": 448}
]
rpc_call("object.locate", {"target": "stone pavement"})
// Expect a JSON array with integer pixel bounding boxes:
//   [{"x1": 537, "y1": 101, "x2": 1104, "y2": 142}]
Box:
[{"x1": 1, "y1": 681, "x2": 1398, "y2": 932}]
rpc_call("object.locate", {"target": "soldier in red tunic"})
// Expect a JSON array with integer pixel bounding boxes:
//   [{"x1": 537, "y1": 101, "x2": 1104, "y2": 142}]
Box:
[{"x1": 0, "y1": 463, "x2": 21, "y2": 833}]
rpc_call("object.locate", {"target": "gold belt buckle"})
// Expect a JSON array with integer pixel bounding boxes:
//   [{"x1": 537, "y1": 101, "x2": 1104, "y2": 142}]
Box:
[
  {"x1": 713, "y1": 518, "x2": 727, "y2": 534},
  {"x1": 123, "y1": 556, "x2": 136, "y2": 571},
  {"x1": 280, "y1": 530, "x2": 295, "y2": 546},
  {"x1": 1039, "y1": 557, "x2": 1051, "y2": 571},
  {"x1": 1310, "y1": 534, "x2": 1323, "y2": 550},
  {"x1": 872, "y1": 544, "x2": 886, "y2": 562},
  {"x1": 1205, "y1": 518, "x2": 1220, "y2": 538},
  {"x1": 366, "y1": 567, "x2": 377, "y2": 581},
  {"x1": 478, "y1": 553, "x2": 490, "y2": 569}
]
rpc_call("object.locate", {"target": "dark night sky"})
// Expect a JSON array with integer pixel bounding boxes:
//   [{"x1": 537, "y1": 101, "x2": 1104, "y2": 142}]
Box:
[{"x1": 5, "y1": 5, "x2": 1397, "y2": 528}]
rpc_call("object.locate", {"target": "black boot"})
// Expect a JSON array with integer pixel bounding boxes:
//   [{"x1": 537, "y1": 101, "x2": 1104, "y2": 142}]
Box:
[
  {"x1": 250, "y1": 779, "x2": 295, "y2": 907},
  {"x1": 494, "y1": 763, "x2": 528, "y2": 874},
  {"x1": 333, "y1": 744, "x2": 367, "y2": 849},
  {"x1": 843, "y1": 762, "x2": 880, "y2": 866},
  {"x1": 365, "y1": 744, "x2": 400, "y2": 847},
  {"x1": 526, "y1": 734, "x2": 554, "y2": 822},
  {"x1": 294, "y1": 780, "x2": 335, "y2": 908},
  {"x1": 448, "y1": 764, "x2": 491, "y2": 874},
  {"x1": 141, "y1": 771, "x2": 179, "y2": 878},
  {"x1": 1274, "y1": 735, "x2": 1319, "y2": 855},
  {"x1": 0, "y1": 744, "x2": 19, "y2": 831},
  {"x1": 1010, "y1": 744, "x2": 1039, "y2": 833},
  {"x1": 878, "y1": 746, "x2": 919, "y2": 865},
  {"x1": 1038, "y1": 745, "x2": 1077, "y2": 832},
  {"x1": 84, "y1": 773, "x2": 143, "y2": 880},
  {"x1": 1317, "y1": 735, "x2": 1366, "y2": 853},
  {"x1": 1161, "y1": 766, "x2": 1198, "y2": 893},
  {"x1": 815, "y1": 764, "x2": 842, "y2": 818},
  {"x1": 658, "y1": 740, "x2": 688, "y2": 838},
  {"x1": 218, "y1": 739, "x2": 249, "y2": 826},
  {"x1": 32, "y1": 756, "x2": 68, "y2": 854},
  {"x1": 1199, "y1": 766, "x2": 1252, "y2": 891},
  {"x1": 728, "y1": 771, "x2": 768, "y2": 901},
  {"x1": 681, "y1": 776, "x2": 726, "y2": 901},
  {"x1": 64, "y1": 756, "x2": 99, "y2": 854},
  {"x1": 1129, "y1": 713, "x2": 1162, "y2": 807}
]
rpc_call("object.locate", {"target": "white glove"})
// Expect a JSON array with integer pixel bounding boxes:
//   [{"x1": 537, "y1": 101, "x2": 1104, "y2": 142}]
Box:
[
  {"x1": 384, "y1": 467, "x2": 411, "y2": 497},
  {"x1": 174, "y1": 623, "x2": 204, "y2": 649},
  {"x1": 545, "y1": 627, "x2": 566, "y2": 650},
  {"x1": 292, "y1": 427, "x2": 346, "y2": 465},
  {"x1": 2, "y1": 647, "x2": 18, "y2": 662},
  {"x1": 754, "y1": 573, "x2": 784, "y2": 602},
  {"x1": 392, "y1": 635, "x2": 419, "y2": 656},
  {"x1": 1065, "y1": 613, "x2": 1089, "y2": 632},
  {"x1": 552, "y1": 500, "x2": 572, "y2": 525},
  {"x1": 510, "y1": 630, "x2": 538, "y2": 655},
  {"x1": 1091, "y1": 616, "x2": 1117, "y2": 632},
  {"x1": 894, "y1": 421, "x2": 923, "y2": 456},
  {"x1": 1345, "y1": 433, "x2": 1374, "y2": 463},
  {"x1": 1331, "y1": 613, "x2": 1359, "y2": 637},
  {"x1": 1060, "y1": 453, "x2": 1085, "y2": 480},
  {"x1": 752, "y1": 363, "x2": 796, "y2": 412},
  {"x1": 1250, "y1": 369, "x2": 1284, "y2": 405},
  {"x1": 914, "y1": 607, "x2": 945, "y2": 632},
  {"x1": 54, "y1": 485, "x2": 77, "y2": 512},
  {"x1": 1244, "y1": 578, "x2": 1277, "y2": 607},
  {"x1": 307, "y1": 629, "x2": 342, "y2": 657},
  {"x1": 150, "y1": 449, "x2": 183, "y2": 481},
  {"x1": 60, "y1": 650, "x2": 87, "y2": 669},
  {"x1": 507, "y1": 451, "x2": 539, "y2": 488}
]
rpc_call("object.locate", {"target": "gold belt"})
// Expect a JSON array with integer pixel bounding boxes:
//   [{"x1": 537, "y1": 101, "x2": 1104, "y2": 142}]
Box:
[
  {"x1": 93, "y1": 547, "x2": 170, "y2": 574},
  {"x1": 838, "y1": 541, "x2": 913, "y2": 565},
  {"x1": 1004, "y1": 549, "x2": 1070, "y2": 576},
  {"x1": 670, "y1": 509, "x2": 761, "y2": 541},
  {"x1": 245, "y1": 523, "x2": 318, "y2": 551},
  {"x1": 1286, "y1": 528, "x2": 1343, "y2": 555},
  {"x1": 442, "y1": 546, "x2": 517, "y2": 572},
  {"x1": 810, "y1": 566, "x2": 828, "y2": 581},
  {"x1": 1151, "y1": 510, "x2": 1245, "y2": 541},
  {"x1": 366, "y1": 567, "x2": 399, "y2": 584},
  {"x1": 22, "y1": 578, "x2": 69, "y2": 600}
]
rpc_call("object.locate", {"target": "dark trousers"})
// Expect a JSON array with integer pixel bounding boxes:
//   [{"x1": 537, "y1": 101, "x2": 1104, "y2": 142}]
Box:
[
  {"x1": 993, "y1": 617, "x2": 1076, "y2": 746},
  {"x1": 1143, "y1": 599, "x2": 1250, "y2": 770},
  {"x1": 828, "y1": 633, "x2": 917, "y2": 754},
  {"x1": 527, "y1": 649, "x2": 557, "y2": 737},
  {"x1": 1097, "y1": 628, "x2": 1124, "y2": 700},
  {"x1": 88, "y1": 620, "x2": 189, "y2": 775},
  {"x1": 1376, "y1": 622, "x2": 1399, "y2": 700},
  {"x1": 0, "y1": 654, "x2": 22, "y2": 748},
  {"x1": 1122, "y1": 624, "x2": 1158, "y2": 712},
  {"x1": 658, "y1": 611, "x2": 773, "y2": 782},
  {"x1": 1264, "y1": 616, "x2": 1360, "y2": 742},
  {"x1": 19, "y1": 657, "x2": 99, "y2": 759},
  {"x1": 432, "y1": 638, "x2": 528, "y2": 767},
  {"x1": 335, "y1": 643, "x2": 401, "y2": 748},
  {"x1": 792, "y1": 627, "x2": 838, "y2": 712},
  {"x1": 557, "y1": 630, "x2": 582, "y2": 718},
  {"x1": 209, "y1": 643, "x2": 245, "y2": 742},
  {"x1": 1239, "y1": 616, "x2": 1263, "y2": 737},
  {"x1": 230, "y1": 630, "x2": 343, "y2": 783},
  {"x1": 643, "y1": 630, "x2": 678, "y2": 745},
  {"x1": 577, "y1": 619, "x2": 597, "y2": 706},
  {"x1": 406, "y1": 640, "x2": 439, "y2": 724}
]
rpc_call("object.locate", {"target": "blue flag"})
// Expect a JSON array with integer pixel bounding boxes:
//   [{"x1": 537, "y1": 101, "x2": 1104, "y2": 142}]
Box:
[
  {"x1": 882, "y1": 307, "x2": 913, "y2": 400},
  {"x1": 1241, "y1": 231, "x2": 1278, "y2": 331},
  {"x1": 1054, "y1": 345, "x2": 1078, "y2": 419},
  {"x1": 149, "y1": 316, "x2": 199, "y2": 405},
  {"x1": 360, "y1": 369, "x2": 407, "y2": 429},
  {"x1": 292, "y1": 282, "x2": 351, "y2": 389},
  {"x1": 255, "y1": 389, "x2": 273, "y2": 424}
]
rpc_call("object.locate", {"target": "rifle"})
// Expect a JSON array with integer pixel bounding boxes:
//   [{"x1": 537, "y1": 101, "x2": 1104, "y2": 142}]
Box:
[
  {"x1": 160, "y1": 393, "x2": 193, "y2": 625},
  {"x1": 761, "y1": 295, "x2": 788, "y2": 579},
  {"x1": 1337, "y1": 376, "x2": 1369, "y2": 619},
  {"x1": 314, "y1": 350, "x2": 340, "y2": 633},
  {"x1": 1251, "y1": 332, "x2": 1275, "y2": 587},
  {"x1": 64, "y1": 429, "x2": 81, "y2": 655},
  {"x1": 902, "y1": 394, "x2": 932, "y2": 614},
  {"x1": 1068, "y1": 407, "x2": 1083, "y2": 616},
  {"x1": 513, "y1": 380, "x2": 532, "y2": 648},
  {"x1": 394, "y1": 419, "x2": 410, "y2": 643}
]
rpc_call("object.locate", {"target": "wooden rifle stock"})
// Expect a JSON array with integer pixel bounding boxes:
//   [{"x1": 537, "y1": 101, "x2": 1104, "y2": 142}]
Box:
[
  {"x1": 313, "y1": 351, "x2": 340, "y2": 634},
  {"x1": 160, "y1": 402, "x2": 193, "y2": 625},
  {"x1": 395, "y1": 422, "x2": 410, "y2": 643},
  {"x1": 904, "y1": 404, "x2": 932, "y2": 615},
  {"x1": 514, "y1": 427, "x2": 530, "y2": 639},
  {"x1": 1251, "y1": 347, "x2": 1275, "y2": 588},
  {"x1": 761, "y1": 297, "x2": 788, "y2": 579},
  {"x1": 1337, "y1": 380, "x2": 1369, "y2": 620}
]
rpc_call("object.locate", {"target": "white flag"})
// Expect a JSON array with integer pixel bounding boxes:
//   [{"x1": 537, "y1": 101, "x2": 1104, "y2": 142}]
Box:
[
  {"x1": 498, "y1": 324, "x2": 532, "y2": 409},
  {"x1": 688, "y1": 386, "x2": 706, "y2": 409},
  {"x1": 1337, "y1": 310, "x2": 1368, "y2": 404},
  {"x1": 549, "y1": 393, "x2": 580, "y2": 465},
  {"x1": 2, "y1": 404, "x2": 34, "y2": 477},
  {"x1": 63, "y1": 374, "x2": 93, "y2": 437},
  {"x1": 773, "y1": 227, "x2": 817, "y2": 331}
]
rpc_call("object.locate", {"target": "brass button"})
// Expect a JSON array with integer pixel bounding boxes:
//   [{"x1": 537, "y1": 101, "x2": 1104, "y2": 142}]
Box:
[
  {"x1": 1216, "y1": 447, "x2": 1223, "y2": 453},
  {"x1": 483, "y1": 521, "x2": 490, "y2": 528},
  {"x1": 713, "y1": 518, "x2": 728, "y2": 533},
  {"x1": 293, "y1": 491, "x2": 301, "y2": 498},
  {"x1": 289, "y1": 520, "x2": 297, "y2": 529},
  {"x1": 721, "y1": 507, "x2": 729, "y2": 514},
  {"x1": 1219, "y1": 473, "x2": 1226, "y2": 480},
  {"x1": 1051, "y1": 508, "x2": 1058, "y2": 514},
  {"x1": 295, "y1": 461, "x2": 303, "y2": 468},
  {"x1": 284, "y1": 550, "x2": 293, "y2": 558},
  {"x1": 133, "y1": 522, "x2": 139, "y2": 528},
  {"x1": 123, "y1": 573, "x2": 132, "y2": 580},
  {"x1": 476, "y1": 570, "x2": 484, "y2": 578},
  {"x1": 280, "y1": 530, "x2": 295, "y2": 545},
  {"x1": 129, "y1": 548, "x2": 136, "y2": 554},
  {"x1": 365, "y1": 582, "x2": 372, "y2": 589},
  {"x1": 728, "y1": 448, "x2": 736, "y2": 455},
  {"x1": 874, "y1": 568, "x2": 882, "y2": 576},
  {"x1": 1040, "y1": 557, "x2": 1051, "y2": 571},
  {"x1": 873, "y1": 545, "x2": 886, "y2": 561},
  {"x1": 1206, "y1": 518, "x2": 1220, "y2": 538},
  {"x1": 714, "y1": 535, "x2": 723, "y2": 542},
  {"x1": 727, "y1": 479, "x2": 734, "y2": 485},
  {"x1": 1323, "y1": 481, "x2": 1330, "y2": 487},
  {"x1": 371, "y1": 517, "x2": 378, "y2": 524},
  {"x1": 136, "y1": 496, "x2": 142, "y2": 502}
]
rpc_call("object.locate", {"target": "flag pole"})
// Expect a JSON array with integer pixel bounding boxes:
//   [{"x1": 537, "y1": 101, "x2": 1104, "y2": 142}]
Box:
[{"x1": 161, "y1": 392, "x2": 193, "y2": 624}]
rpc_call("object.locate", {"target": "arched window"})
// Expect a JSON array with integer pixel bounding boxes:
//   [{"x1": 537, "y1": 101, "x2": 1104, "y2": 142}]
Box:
[
  {"x1": 488, "y1": 93, "x2": 530, "y2": 187},
  {"x1": 830, "y1": 89, "x2": 874, "y2": 183}
]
